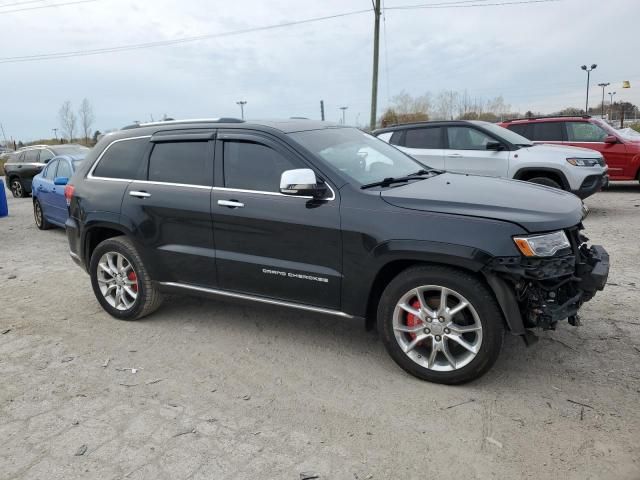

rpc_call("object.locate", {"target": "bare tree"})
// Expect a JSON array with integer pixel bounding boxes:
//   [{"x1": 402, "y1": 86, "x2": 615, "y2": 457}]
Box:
[
  {"x1": 78, "y1": 98, "x2": 95, "y2": 144},
  {"x1": 59, "y1": 101, "x2": 77, "y2": 142}
]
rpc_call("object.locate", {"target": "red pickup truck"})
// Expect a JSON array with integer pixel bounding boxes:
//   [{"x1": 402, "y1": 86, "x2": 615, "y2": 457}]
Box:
[{"x1": 499, "y1": 116, "x2": 640, "y2": 182}]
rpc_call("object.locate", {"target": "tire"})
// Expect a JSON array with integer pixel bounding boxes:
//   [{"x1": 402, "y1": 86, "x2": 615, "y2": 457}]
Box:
[
  {"x1": 89, "y1": 236, "x2": 163, "y2": 320},
  {"x1": 377, "y1": 265, "x2": 504, "y2": 384},
  {"x1": 527, "y1": 176, "x2": 563, "y2": 190},
  {"x1": 33, "y1": 199, "x2": 51, "y2": 230},
  {"x1": 10, "y1": 178, "x2": 26, "y2": 198}
]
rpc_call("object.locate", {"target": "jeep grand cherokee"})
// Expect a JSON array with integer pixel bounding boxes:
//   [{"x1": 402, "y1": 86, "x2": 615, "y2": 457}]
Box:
[{"x1": 65, "y1": 118, "x2": 609, "y2": 384}]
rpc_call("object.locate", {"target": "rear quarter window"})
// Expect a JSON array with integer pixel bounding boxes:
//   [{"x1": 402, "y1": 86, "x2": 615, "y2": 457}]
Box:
[{"x1": 92, "y1": 138, "x2": 149, "y2": 180}]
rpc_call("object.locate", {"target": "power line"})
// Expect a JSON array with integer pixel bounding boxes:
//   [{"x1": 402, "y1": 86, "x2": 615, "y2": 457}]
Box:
[
  {"x1": 0, "y1": 8, "x2": 372, "y2": 63},
  {"x1": 386, "y1": 0, "x2": 560, "y2": 10},
  {"x1": 0, "y1": 0, "x2": 103, "y2": 14}
]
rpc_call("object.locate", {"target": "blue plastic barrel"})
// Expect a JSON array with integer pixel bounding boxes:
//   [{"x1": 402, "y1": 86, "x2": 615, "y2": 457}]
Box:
[{"x1": 0, "y1": 179, "x2": 8, "y2": 217}]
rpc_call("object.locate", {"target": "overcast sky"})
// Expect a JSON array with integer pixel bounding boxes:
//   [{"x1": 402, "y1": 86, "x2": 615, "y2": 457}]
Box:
[{"x1": 1, "y1": 0, "x2": 638, "y2": 141}]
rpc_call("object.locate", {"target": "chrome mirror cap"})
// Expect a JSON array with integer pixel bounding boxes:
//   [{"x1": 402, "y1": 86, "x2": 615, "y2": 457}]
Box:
[{"x1": 280, "y1": 168, "x2": 318, "y2": 196}]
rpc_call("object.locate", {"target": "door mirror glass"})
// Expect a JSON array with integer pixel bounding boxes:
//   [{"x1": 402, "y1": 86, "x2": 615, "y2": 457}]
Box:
[
  {"x1": 604, "y1": 134, "x2": 618, "y2": 144},
  {"x1": 485, "y1": 141, "x2": 504, "y2": 151},
  {"x1": 280, "y1": 168, "x2": 322, "y2": 197},
  {"x1": 54, "y1": 176, "x2": 69, "y2": 186}
]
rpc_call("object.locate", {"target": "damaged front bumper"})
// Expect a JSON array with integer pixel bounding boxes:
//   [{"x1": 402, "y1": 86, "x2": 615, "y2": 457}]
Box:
[{"x1": 487, "y1": 234, "x2": 609, "y2": 332}]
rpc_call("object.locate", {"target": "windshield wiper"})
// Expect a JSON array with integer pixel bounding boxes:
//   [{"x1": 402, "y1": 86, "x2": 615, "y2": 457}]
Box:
[{"x1": 360, "y1": 169, "x2": 435, "y2": 190}]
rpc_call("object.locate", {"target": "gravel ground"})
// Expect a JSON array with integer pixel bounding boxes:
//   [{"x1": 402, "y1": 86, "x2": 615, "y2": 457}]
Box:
[{"x1": 1, "y1": 179, "x2": 639, "y2": 480}]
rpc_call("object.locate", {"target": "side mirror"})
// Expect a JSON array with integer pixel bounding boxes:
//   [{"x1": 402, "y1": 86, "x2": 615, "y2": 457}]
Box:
[
  {"x1": 280, "y1": 168, "x2": 324, "y2": 197},
  {"x1": 44, "y1": 158, "x2": 52, "y2": 164},
  {"x1": 604, "y1": 135, "x2": 618, "y2": 144},
  {"x1": 486, "y1": 141, "x2": 504, "y2": 151},
  {"x1": 54, "y1": 176, "x2": 69, "y2": 186}
]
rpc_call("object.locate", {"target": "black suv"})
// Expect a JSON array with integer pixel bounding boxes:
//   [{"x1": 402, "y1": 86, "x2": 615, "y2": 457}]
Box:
[
  {"x1": 65, "y1": 119, "x2": 609, "y2": 384},
  {"x1": 4, "y1": 144, "x2": 89, "y2": 197}
]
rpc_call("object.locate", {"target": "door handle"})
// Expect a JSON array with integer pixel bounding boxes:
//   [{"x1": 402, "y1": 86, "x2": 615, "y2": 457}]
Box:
[
  {"x1": 129, "y1": 190, "x2": 151, "y2": 198},
  {"x1": 447, "y1": 153, "x2": 463, "y2": 157},
  {"x1": 218, "y1": 199, "x2": 244, "y2": 208}
]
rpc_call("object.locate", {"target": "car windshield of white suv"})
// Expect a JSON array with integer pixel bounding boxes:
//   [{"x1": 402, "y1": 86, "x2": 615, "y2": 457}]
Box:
[
  {"x1": 473, "y1": 121, "x2": 534, "y2": 147},
  {"x1": 290, "y1": 127, "x2": 437, "y2": 186}
]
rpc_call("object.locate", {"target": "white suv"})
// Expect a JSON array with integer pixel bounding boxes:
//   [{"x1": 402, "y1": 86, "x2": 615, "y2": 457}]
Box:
[{"x1": 373, "y1": 120, "x2": 608, "y2": 199}]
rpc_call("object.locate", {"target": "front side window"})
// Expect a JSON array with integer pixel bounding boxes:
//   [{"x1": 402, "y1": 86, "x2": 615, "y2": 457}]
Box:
[
  {"x1": 56, "y1": 160, "x2": 72, "y2": 179},
  {"x1": 148, "y1": 141, "x2": 210, "y2": 186},
  {"x1": 39, "y1": 150, "x2": 55, "y2": 163},
  {"x1": 566, "y1": 122, "x2": 608, "y2": 142},
  {"x1": 404, "y1": 127, "x2": 442, "y2": 149},
  {"x1": 93, "y1": 138, "x2": 148, "y2": 179},
  {"x1": 42, "y1": 160, "x2": 58, "y2": 179},
  {"x1": 447, "y1": 127, "x2": 494, "y2": 150},
  {"x1": 223, "y1": 141, "x2": 297, "y2": 192},
  {"x1": 290, "y1": 127, "x2": 427, "y2": 185}
]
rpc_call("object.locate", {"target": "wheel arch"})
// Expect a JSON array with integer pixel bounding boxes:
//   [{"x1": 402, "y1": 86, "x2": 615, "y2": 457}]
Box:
[
  {"x1": 83, "y1": 222, "x2": 131, "y2": 268},
  {"x1": 513, "y1": 167, "x2": 570, "y2": 190}
]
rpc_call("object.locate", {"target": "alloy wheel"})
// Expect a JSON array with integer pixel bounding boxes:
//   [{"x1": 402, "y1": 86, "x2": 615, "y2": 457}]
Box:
[
  {"x1": 34, "y1": 201, "x2": 43, "y2": 227},
  {"x1": 11, "y1": 180, "x2": 23, "y2": 197},
  {"x1": 96, "y1": 252, "x2": 139, "y2": 311},
  {"x1": 392, "y1": 285, "x2": 483, "y2": 372}
]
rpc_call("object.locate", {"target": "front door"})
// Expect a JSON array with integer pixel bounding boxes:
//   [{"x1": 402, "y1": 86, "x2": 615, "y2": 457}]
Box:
[
  {"x1": 444, "y1": 125, "x2": 510, "y2": 177},
  {"x1": 212, "y1": 131, "x2": 342, "y2": 310},
  {"x1": 120, "y1": 133, "x2": 217, "y2": 287}
]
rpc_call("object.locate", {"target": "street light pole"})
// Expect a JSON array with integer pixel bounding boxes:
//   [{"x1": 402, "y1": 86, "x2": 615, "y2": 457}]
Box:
[
  {"x1": 236, "y1": 100, "x2": 247, "y2": 120},
  {"x1": 339, "y1": 106, "x2": 348, "y2": 124},
  {"x1": 52, "y1": 128, "x2": 58, "y2": 141},
  {"x1": 580, "y1": 64, "x2": 597, "y2": 113},
  {"x1": 608, "y1": 91, "x2": 616, "y2": 119},
  {"x1": 597, "y1": 82, "x2": 610, "y2": 118}
]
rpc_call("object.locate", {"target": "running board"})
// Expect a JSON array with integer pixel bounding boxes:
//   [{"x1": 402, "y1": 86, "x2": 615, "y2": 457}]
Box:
[{"x1": 158, "y1": 282, "x2": 355, "y2": 319}]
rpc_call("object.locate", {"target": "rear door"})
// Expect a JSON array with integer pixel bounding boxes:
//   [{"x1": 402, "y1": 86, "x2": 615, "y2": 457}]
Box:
[
  {"x1": 120, "y1": 132, "x2": 217, "y2": 287},
  {"x1": 563, "y1": 121, "x2": 628, "y2": 178},
  {"x1": 212, "y1": 130, "x2": 342, "y2": 309},
  {"x1": 394, "y1": 126, "x2": 445, "y2": 169},
  {"x1": 444, "y1": 125, "x2": 510, "y2": 177},
  {"x1": 21, "y1": 149, "x2": 43, "y2": 190}
]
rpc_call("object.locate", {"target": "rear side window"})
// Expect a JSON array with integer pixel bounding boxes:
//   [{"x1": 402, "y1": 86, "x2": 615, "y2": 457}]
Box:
[
  {"x1": 532, "y1": 122, "x2": 563, "y2": 141},
  {"x1": 405, "y1": 127, "x2": 442, "y2": 149},
  {"x1": 148, "y1": 141, "x2": 210, "y2": 186},
  {"x1": 566, "y1": 122, "x2": 608, "y2": 142},
  {"x1": 507, "y1": 123, "x2": 534, "y2": 139},
  {"x1": 24, "y1": 150, "x2": 39, "y2": 163},
  {"x1": 93, "y1": 138, "x2": 148, "y2": 179},
  {"x1": 223, "y1": 141, "x2": 298, "y2": 192},
  {"x1": 56, "y1": 160, "x2": 72, "y2": 179}
]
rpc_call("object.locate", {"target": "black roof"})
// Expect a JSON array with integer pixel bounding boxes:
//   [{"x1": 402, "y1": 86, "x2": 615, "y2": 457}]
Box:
[{"x1": 120, "y1": 118, "x2": 342, "y2": 135}]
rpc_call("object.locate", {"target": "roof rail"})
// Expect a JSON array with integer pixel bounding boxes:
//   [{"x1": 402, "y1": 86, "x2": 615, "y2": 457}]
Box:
[
  {"x1": 121, "y1": 117, "x2": 245, "y2": 130},
  {"x1": 502, "y1": 114, "x2": 591, "y2": 123}
]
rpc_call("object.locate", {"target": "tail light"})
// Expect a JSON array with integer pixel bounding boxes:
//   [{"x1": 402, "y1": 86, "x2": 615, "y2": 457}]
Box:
[{"x1": 64, "y1": 184, "x2": 75, "y2": 206}]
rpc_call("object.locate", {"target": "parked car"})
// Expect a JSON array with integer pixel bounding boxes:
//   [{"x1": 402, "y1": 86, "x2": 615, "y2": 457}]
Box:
[
  {"x1": 373, "y1": 120, "x2": 608, "y2": 199},
  {"x1": 3, "y1": 144, "x2": 89, "y2": 198},
  {"x1": 32, "y1": 153, "x2": 87, "y2": 229},
  {"x1": 498, "y1": 115, "x2": 640, "y2": 182},
  {"x1": 65, "y1": 118, "x2": 608, "y2": 384}
]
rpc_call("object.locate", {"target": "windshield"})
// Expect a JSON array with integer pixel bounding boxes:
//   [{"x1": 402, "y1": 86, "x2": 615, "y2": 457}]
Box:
[
  {"x1": 290, "y1": 128, "x2": 428, "y2": 185},
  {"x1": 473, "y1": 121, "x2": 533, "y2": 146}
]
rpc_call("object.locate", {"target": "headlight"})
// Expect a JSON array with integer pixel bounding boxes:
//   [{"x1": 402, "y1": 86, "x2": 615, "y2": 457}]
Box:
[
  {"x1": 513, "y1": 231, "x2": 570, "y2": 257},
  {"x1": 566, "y1": 157, "x2": 601, "y2": 167}
]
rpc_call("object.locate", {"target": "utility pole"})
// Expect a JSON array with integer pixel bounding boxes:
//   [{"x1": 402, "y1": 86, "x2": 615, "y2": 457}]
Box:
[
  {"x1": 236, "y1": 100, "x2": 247, "y2": 120},
  {"x1": 339, "y1": 106, "x2": 348, "y2": 124},
  {"x1": 52, "y1": 128, "x2": 58, "y2": 141},
  {"x1": 369, "y1": 0, "x2": 381, "y2": 131},
  {"x1": 597, "y1": 83, "x2": 609, "y2": 118},
  {"x1": 320, "y1": 100, "x2": 325, "y2": 121},
  {"x1": 580, "y1": 64, "x2": 597, "y2": 113},
  {"x1": 0, "y1": 122, "x2": 7, "y2": 146}
]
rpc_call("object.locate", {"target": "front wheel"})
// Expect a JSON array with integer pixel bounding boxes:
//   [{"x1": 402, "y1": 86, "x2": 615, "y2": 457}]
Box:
[
  {"x1": 527, "y1": 176, "x2": 562, "y2": 190},
  {"x1": 89, "y1": 236, "x2": 163, "y2": 320},
  {"x1": 377, "y1": 265, "x2": 504, "y2": 384}
]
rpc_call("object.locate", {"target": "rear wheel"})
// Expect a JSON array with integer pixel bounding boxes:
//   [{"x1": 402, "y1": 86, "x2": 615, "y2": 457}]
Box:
[
  {"x1": 527, "y1": 176, "x2": 562, "y2": 190},
  {"x1": 33, "y1": 199, "x2": 51, "y2": 230},
  {"x1": 10, "y1": 178, "x2": 26, "y2": 198},
  {"x1": 89, "y1": 236, "x2": 163, "y2": 320},
  {"x1": 377, "y1": 265, "x2": 504, "y2": 384}
]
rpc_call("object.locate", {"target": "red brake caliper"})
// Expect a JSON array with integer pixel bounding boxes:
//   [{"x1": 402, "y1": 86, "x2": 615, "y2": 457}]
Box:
[
  {"x1": 406, "y1": 299, "x2": 422, "y2": 340},
  {"x1": 128, "y1": 271, "x2": 138, "y2": 292}
]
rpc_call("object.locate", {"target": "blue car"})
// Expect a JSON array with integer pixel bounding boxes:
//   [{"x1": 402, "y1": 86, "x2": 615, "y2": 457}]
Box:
[{"x1": 32, "y1": 153, "x2": 86, "y2": 229}]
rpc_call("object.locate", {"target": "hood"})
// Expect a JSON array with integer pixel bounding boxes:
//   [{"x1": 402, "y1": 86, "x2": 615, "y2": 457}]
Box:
[
  {"x1": 526, "y1": 143, "x2": 603, "y2": 157},
  {"x1": 381, "y1": 172, "x2": 585, "y2": 232}
]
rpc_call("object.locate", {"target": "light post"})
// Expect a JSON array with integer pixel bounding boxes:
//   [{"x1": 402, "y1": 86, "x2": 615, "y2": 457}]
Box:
[
  {"x1": 236, "y1": 101, "x2": 247, "y2": 120},
  {"x1": 597, "y1": 82, "x2": 609, "y2": 118},
  {"x1": 339, "y1": 106, "x2": 348, "y2": 124},
  {"x1": 52, "y1": 128, "x2": 58, "y2": 141},
  {"x1": 580, "y1": 64, "x2": 597, "y2": 113},
  {"x1": 608, "y1": 91, "x2": 616, "y2": 119}
]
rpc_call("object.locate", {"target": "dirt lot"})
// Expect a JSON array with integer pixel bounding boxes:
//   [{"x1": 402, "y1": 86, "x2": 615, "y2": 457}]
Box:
[{"x1": 1, "y1": 179, "x2": 639, "y2": 480}]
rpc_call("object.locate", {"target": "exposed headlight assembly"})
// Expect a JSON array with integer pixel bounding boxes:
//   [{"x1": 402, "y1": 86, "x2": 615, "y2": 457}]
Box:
[
  {"x1": 566, "y1": 157, "x2": 601, "y2": 167},
  {"x1": 513, "y1": 230, "x2": 571, "y2": 257}
]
